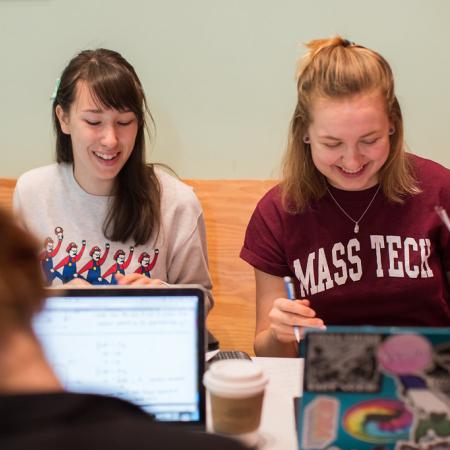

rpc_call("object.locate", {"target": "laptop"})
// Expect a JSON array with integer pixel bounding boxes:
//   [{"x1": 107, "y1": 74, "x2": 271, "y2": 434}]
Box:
[
  {"x1": 33, "y1": 285, "x2": 206, "y2": 430},
  {"x1": 298, "y1": 326, "x2": 450, "y2": 450}
]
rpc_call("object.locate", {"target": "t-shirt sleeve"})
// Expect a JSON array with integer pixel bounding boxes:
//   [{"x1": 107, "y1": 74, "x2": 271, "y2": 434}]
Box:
[
  {"x1": 421, "y1": 156, "x2": 450, "y2": 272},
  {"x1": 240, "y1": 189, "x2": 290, "y2": 277}
]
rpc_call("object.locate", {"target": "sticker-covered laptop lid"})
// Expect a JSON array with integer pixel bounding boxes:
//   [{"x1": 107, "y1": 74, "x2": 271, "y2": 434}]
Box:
[{"x1": 298, "y1": 326, "x2": 450, "y2": 450}]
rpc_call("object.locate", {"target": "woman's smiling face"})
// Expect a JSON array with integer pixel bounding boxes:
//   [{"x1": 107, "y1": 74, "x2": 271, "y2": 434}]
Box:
[
  {"x1": 307, "y1": 92, "x2": 392, "y2": 191},
  {"x1": 56, "y1": 80, "x2": 138, "y2": 196}
]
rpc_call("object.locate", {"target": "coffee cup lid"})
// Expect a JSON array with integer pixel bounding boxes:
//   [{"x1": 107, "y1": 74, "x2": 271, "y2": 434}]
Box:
[{"x1": 203, "y1": 360, "x2": 268, "y2": 398}]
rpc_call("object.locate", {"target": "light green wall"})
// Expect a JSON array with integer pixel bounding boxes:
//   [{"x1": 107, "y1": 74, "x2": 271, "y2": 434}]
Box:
[{"x1": 1, "y1": 0, "x2": 449, "y2": 179}]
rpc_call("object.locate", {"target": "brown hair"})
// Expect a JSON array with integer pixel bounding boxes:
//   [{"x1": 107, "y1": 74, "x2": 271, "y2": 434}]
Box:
[
  {"x1": 52, "y1": 49, "x2": 160, "y2": 244},
  {"x1": 0, "y1": 209, "x2": 45, "y2": 334},
  {"x1": 281, "y1": 36, "x2": 420, "y2": 212}
]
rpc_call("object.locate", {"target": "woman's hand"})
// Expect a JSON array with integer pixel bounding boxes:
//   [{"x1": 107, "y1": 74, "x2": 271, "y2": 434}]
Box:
[
  {"x1": 254, "y1": 269, "x2": 326, "y2": 357},
  {"x1": 268, "y1": 297, "x2": 325, "y2": 343},
  {"x1": 114, "y1": 273, "x2": 168, "y2": 286}
]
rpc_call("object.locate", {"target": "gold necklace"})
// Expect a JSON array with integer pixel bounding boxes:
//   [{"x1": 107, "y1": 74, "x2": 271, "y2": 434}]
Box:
[{"x1": 326, "y1": 184, "x2": 381, "y2": 234}]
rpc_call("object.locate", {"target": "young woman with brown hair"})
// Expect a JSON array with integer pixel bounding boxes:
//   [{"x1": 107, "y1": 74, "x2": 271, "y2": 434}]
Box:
[{"x1": 14, "y1": 49, "x2": 213, "y2": 309}]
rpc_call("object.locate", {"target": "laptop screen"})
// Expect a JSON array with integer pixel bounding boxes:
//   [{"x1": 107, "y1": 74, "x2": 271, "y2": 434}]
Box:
[{"x1": 33, "y1": 287, "x2": 205, "y2": 428}]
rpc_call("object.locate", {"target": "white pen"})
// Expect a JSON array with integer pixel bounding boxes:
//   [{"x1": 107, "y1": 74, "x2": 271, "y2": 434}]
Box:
[
  {"x1": 435, "y1": 206, "x2": 450, "y2": 232},
  {"x1": 283, "y1": 276, "x2": 301, "y2": 343}
]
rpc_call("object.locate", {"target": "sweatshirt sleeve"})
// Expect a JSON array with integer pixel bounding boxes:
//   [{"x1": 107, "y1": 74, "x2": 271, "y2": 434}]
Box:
[
  {"x1": 157, "y1": 170, "x2": 214, "y2": 313},
  {"x1": 166, "y1": 212, "x2": 214, "y2": 312}
]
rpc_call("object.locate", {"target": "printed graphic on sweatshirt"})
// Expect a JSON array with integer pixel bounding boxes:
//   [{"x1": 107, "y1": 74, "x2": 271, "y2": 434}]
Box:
[
  {"x1": 53, "y1": 240, "x2": 86, "y2": 283},
  {"x1": 134, "y1": 249, "x2": 159, "y2": 278},
  {"x1": 40, "y1": 227, "x2": 160, "y2": 286},
  {"x1": 102, "y1": 246, "x2": 135, "y2": 283},
  {"x1": 40, "y1": 226, "x2": 64, "y2": 284},
  {"x1": 78, "y1": 244, "x2": 110, "y2": 285}
]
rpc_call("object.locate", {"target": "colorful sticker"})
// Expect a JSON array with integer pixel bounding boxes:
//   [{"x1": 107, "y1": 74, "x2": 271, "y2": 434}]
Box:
[
  {"x1": 302, "y1": 396, "x2": 339, "y2": 449},
  {"x1": 305, "y1": 333, "x2": 382, "y2": 392},
  {"x1": 343, "y1": 399, "x2": 412, "y2": 444},
  {"x1": 377, "y1": 335, "x2": 433, "y2": 375}
]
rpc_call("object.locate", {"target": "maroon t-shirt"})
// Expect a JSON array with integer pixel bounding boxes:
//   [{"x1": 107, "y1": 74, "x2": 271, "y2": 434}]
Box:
[{"x1": 241, "y1": 154, "x2": 450, "y2": 326}]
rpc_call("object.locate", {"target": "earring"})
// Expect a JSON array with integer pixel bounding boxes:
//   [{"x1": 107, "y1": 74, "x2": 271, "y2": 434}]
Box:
[
  {"x1": 303, "y1": 135, "x2": 311, "y2": 144},
  {"x1": 389, "y1": 128, "x2": 395, "y2": 135}
]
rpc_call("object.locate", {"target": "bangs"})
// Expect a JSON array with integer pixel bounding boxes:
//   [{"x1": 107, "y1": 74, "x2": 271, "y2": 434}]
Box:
[{"x1": 83, "y1": 63, "x2": 143, "y2": 120}]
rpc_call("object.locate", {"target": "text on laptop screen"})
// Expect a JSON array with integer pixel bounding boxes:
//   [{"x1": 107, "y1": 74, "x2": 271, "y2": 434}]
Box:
[{"x1": 33, "y1": 294, "x2": 201, "y2": 422}]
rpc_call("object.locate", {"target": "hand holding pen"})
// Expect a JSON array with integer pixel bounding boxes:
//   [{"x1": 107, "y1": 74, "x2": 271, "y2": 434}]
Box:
[{"x1": 268, "y1": 276, "x2": 325, "y2": 344}]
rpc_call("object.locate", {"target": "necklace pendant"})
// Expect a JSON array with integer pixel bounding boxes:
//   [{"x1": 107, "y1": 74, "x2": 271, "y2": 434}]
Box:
[{"x1": 327, "y1": 184, "x2": 381, "y2": 236}]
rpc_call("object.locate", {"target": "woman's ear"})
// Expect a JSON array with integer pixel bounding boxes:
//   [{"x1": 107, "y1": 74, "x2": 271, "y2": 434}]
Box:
[{"x1": 55, "y1": 105, "x2": 71, "y2": 134}]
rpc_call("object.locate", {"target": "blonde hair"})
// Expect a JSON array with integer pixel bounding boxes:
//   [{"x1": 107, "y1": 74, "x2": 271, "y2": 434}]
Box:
[
  {"x1": 0, "y1": 208, "x2": 45, "y2": 335},
  {"x1": 281, "y1": 36, "x2": 420, "y2": 212}
]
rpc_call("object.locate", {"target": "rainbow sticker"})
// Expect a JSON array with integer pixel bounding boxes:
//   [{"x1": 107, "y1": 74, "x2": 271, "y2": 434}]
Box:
[{"x1": 343, "y1": 399, "x2": 412, "y2": 443}]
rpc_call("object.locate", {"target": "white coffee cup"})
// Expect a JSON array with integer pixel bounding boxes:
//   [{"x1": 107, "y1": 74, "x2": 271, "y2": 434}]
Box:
[{"x1": 203, "y1": 360, "x2": 268, "y2": 435}]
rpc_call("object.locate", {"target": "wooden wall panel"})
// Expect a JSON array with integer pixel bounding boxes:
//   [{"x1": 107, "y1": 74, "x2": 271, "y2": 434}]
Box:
[{"x1": 0, "y1": 178, "x2": 16, "y2": 211}]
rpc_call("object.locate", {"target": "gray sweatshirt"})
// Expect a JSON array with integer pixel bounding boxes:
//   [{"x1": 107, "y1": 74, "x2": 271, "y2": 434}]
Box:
[{"x1": 14, "y1": 163, "x2": 213, "y2": 310}]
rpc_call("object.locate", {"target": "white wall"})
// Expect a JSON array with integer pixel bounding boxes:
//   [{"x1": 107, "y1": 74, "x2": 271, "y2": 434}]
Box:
[{"x1": 1, "y1": 0, "x2": 449, "y2": 179}]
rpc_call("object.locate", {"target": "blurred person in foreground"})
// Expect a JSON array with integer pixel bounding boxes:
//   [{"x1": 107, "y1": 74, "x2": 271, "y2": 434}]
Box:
[{"x1": 0, "y1": 207, "x2": 245, "y2": 450}]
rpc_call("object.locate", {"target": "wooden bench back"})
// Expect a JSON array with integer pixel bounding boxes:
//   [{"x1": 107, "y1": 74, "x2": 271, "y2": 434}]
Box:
[
  {"x1": 185, "y1": 180, "x2": 276, "y2": 355},
  {"x1": 0, "y1": 177, "x2": 276, "y2": 355},
  {"x1": 0, "y1": 178, "x2": 15, "y2": 211}
]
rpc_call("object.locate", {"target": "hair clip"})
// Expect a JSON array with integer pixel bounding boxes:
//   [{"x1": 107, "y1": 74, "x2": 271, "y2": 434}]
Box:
[
  {"x1": 342, "y1": 39, "x2": 355, "y2": 47},
  {"x1": 50, "y1": 77, "x2": 61, "y2": 101}
]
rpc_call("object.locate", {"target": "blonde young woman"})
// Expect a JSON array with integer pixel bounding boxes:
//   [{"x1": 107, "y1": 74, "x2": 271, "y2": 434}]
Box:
[{"x1": 241, "y1": 37, "x2": 450, "y2": 357}]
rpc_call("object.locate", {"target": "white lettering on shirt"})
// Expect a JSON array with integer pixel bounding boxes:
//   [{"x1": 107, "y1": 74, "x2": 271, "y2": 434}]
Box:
[
  {"x1": 332, "y1": 242, "x2": 347, "y2": 285},
  {"x1": 370, "y1": 235, "x2": 385, "y2": 277},
  {"x1": 292, "y1": 235, "x2": 433, "y2": 297},
  {"x1": 317, "y1": 247, "x2": 334, "y2": 293},
  {"x1": 348, "y1": 238, "x2": 362, "y2": 281},
  {"x1": 293, "y1": 252, "x2": 317, "y2": 297},
  {"x1": 368, "y1": 235, "x2": 433, "y2": 279},
  {"x1": 419, "y1": 238, "x2": 434, "y2": 278},
  {"x1": 404, "y1": 237, "x2": 419, "y2": 278},
  {"x1": 386, "y1": 235, "x2": 404, "y2": 277}
]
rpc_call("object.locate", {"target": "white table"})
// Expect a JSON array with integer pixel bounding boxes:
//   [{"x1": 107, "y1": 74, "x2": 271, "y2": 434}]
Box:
[{"x1": 206, "y1": 357, "x2": 303, "y2": 450}]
